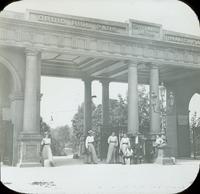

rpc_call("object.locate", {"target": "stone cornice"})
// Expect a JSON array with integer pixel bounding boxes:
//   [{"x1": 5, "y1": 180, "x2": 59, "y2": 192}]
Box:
[
  {"x1": 0, "y1": 12, "x2": 200, "y2": 51},
  {"x1": 0, "y1": 11, "x2": 200, "y2": 69}
]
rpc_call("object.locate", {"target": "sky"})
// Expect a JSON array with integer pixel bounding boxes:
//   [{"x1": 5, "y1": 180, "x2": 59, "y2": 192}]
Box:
[{"x1": 4, "y1": 0, "x2": 200, "y2": 127}]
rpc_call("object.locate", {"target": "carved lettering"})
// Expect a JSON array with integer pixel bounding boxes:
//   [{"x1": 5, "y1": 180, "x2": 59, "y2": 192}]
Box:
[
  {"x1": 164, "y1": 32, "x2": 200, "y2": 47},
  {"x1": 28, "y1": 12, "x2": 127, "y2": 34},
  {"x1": 131, "y1": 21, "x2": 161, "y2": 39}
]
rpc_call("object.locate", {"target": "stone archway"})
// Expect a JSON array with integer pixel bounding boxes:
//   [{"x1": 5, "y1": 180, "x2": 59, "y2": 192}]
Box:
[
  {"x1": 189, "y1": 93, "x2": 200, "y2": 158},
  {"x1": 0, "y1": 55, "x2": 23, "y2": 165},
  {"x1": 0, "y1": 56, "x2": 22, "y2": 93}
]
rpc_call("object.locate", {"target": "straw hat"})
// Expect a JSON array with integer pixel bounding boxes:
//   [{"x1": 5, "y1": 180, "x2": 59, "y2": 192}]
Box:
[{"x1": 88, "y1": 130, "x2": 94, "y2": 134}]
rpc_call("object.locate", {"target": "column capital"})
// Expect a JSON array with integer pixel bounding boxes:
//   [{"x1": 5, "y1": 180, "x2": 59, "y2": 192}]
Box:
[
  {"x1": 99, "y1": 79, "x2": 110, "y2": 85},
  {"x1": 25, "y1": 47, "x2": 41, "y2": 56},
  {"x1": 147, "y1": 62, "x2": 159, "y2": 69},
  {"x1": 82, "y1": 77, "x2": 93, "y2": 83},
  {"x1": 125, "y1": 60, "x2": 138, "y2": 67}
]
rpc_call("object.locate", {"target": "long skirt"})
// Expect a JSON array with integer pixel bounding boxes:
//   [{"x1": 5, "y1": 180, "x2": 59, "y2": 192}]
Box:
[
  {"x1": 120, "y1": 144, "x2": 129, "y2": 164},
  {"x1": 121, "y1": 144, "x2": 128, "y2": 156},
  {"x1": 86, "y1": 144, "x2": 98, "y2": 164},
  {"x1": 106, "y1": 143, "x2": 116, "y2": 163},
  {"x1": 42, "y1": 145, "x2": 54, "y2": 166}
]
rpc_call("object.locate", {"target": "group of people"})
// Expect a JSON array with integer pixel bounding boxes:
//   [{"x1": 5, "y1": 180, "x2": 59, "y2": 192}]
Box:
[
  {"x1": 85, "y1": 130, "x2": 134, "y2": 165},
  {"x1": 40, "y1": 130, "x2": 166, "y2": 167}
]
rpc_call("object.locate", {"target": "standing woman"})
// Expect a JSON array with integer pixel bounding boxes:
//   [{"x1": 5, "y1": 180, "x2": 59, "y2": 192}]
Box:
[
  {"x1": 85, "y1": 130, "x2": 98, "y2": 164},
  {"x1": 41, "y1": 131, "x2": 54, "y2": 167},
  {"x1": 120, "y1": 133, "x2": 131, "y2": 164},
  {"x1": 106, "y1": 131, "x2": 118, "y2": 163}
]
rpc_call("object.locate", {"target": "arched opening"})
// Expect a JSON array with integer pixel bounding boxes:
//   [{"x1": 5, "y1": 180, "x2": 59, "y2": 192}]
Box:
[
  {"x1": 0, "y1": 63, "x2": 14, "y2": 165},
  {"x1": 189, "y1": 93, "x2": 200, "y2": 158}
]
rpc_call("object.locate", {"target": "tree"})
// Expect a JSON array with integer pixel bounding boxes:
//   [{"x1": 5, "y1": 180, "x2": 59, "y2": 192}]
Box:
[
  {"x1": 71, "y1": 85, "x2": 150, "y2": 152},
  {"x1": 190, "y1": 111, "x2": 200, "y2": 157},
  {"x1": 40, "y1": 117, "x2": 72, "y2": 156},
  {"x1": 138, "y1": 86, "x2": 150, "y2": 134},
  {"x1": 51, "y1": 125, "x2": 72, "y2": 156}
]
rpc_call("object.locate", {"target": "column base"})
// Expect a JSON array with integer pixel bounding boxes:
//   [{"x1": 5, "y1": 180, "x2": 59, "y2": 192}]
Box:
[
  {"x1": 155, "y1": 148, "x2": 176, "y2": 165},
  {"x1": 18, "y1": 132, "x2": 42, "y2": 167},
  {"x1": 17, "y1": 162, "x2": 42, "y2": 167}
]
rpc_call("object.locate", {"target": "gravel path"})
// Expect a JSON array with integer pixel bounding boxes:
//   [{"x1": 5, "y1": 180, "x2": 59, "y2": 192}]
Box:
[{"x1": 1, "y1": 157, "x2": 199, "y2": 194}]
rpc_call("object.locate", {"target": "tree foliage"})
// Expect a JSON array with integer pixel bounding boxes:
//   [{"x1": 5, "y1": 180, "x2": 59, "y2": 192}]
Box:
[
  {"x1": 51, "y1": 125, "x2": 72, "y2": 156},
  {"x1": 40, "y1": 118, "x2": 72, "y2": 156},
  {"x1": 71, "y1": 85, "x2": 150, "y2": 152}
]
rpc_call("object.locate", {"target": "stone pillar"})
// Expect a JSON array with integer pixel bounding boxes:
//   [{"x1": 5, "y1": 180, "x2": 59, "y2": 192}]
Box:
[
  {"x1": 18, "y1": 48, "x2": 42, "y2": 167},
  {"x1": 127, "y1": 61, "x2": 139, "y2": 135},
  {"x1": 83, "y1": 78, "x2": 92, "y2": 135},
  {"x1": 100, "y1": 80, "x2": 110, "y2": 159},
  {"x1": 165, "y1": 87, "x2": 178, "y2": 157},
  {"x1": 150, "y1": 65, "x2": 160, "y2": 134},
  {"x1": 100, "y1": 80, "x2": 110, "y2": 128}
]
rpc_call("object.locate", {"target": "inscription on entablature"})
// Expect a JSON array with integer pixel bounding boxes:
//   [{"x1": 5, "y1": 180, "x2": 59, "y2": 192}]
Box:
[
  {"x1": 28, "y1": 11, "x2": 127, "y2": 34},
  {"x1": 130, "y1": 20, "x2": 161, "y2": 40},
  {"x1": 163, "y1": 31, "x2": 200, "y2": 47}
]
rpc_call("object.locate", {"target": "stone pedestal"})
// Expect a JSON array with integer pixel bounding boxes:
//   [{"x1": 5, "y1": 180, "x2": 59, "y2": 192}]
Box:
[
  {"x1": 155, "y1": 145, "x2": 176, "y2": 165},
  {"x1": 18, "y1": 133, "x2": 42, "y2": 167}
]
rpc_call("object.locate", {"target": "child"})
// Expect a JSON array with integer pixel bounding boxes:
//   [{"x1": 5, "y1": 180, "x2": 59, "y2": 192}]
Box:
[{"x1": 123, "y1": 147, "x2": 133, "y2": 165}]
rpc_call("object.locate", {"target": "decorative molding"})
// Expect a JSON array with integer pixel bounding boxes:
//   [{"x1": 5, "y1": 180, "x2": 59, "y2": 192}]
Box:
[{"x1": 0, "y1": 10, "x2": 200, "y2": 69}]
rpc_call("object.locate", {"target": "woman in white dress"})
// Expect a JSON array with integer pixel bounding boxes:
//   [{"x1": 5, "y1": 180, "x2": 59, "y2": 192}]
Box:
[
  {"x1": 85, "y1": 130, "x2": 98, "y2": 164},
  {"x1": 41, "y1": 131, "x2": 54, "y2": 167},
  {"x1": 120, "y1": 133, "x2": 131, "y2": 164},
  {"x1": 106, "y1": 132, "x2": 118, "y2": 163}
]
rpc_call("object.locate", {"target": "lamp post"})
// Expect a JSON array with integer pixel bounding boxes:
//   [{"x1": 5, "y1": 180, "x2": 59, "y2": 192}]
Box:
[
  {"x1": 151, "y1": 82, "x2": 175, "y2": 164},
  {"x1": 151, "y1": 82, "x2": 174, "y2": 137}
]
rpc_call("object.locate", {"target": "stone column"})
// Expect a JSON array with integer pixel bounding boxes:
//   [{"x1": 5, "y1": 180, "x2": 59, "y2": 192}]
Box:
[
  {"x1": 100, "y1": 80, "x2": 110, "y2": 159},
  {"x1": 100, "y1": 80, "x2": 110, "y2": 128},
  {"x1": 127, "y1": 61, "x2": 139, "y2": 135},
  {"x1": 150, "y1": 65, "x2": 160, "y2": 134},
  {"x1": 18, "y1": 48, "x2": 42, "y2": 167},
  {"x1": 83, "y1": 78, "x2": 92, "y2": 135}
]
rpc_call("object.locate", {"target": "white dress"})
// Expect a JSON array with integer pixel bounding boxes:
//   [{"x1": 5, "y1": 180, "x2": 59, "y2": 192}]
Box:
[
  {"x1": 120, "y1": 137, "x2": 130, "y2": 156},
  {"x1": 41, "y1": 137, "x2": 53, "y2": 162},
  {"x1": 106, "y1": 136, "x2": 118, "y2": 163}
]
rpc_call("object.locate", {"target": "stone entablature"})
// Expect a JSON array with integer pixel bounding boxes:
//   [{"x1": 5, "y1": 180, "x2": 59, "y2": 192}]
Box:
[
  {"x1": 163, "y1": 30, "x2": 200, "y2": 47},
  {"x1": 0, "y1": 10, "x2": 200, "y2": 68},
  {"x1": 27, "y1": 10, "x2": 128, "y2": 35},
  {"x1": 129, "y1": 19, "x2": 162, "y2": 40},
  {"x1": 1, "y1": 10, "x2": 200, "y2": 46}
]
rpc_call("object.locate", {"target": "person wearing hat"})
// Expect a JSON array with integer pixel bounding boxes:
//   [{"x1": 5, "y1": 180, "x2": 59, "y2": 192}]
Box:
[
  {"x1": 85, "y1": 130, "x2": 98, "y2": 164},
  {"x1": 40, "y1": 131, "x2": 55, "y2": 167}
]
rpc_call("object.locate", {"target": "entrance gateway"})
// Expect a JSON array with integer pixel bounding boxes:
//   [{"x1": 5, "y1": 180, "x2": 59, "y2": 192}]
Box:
[{"x1": 0, "y1": 10, "x2": 200, "y2": 166}]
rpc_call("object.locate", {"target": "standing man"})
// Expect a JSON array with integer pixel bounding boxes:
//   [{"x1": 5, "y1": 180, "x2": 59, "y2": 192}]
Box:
[{"x1": 85, "y1": 130, "x2": 98, "y2": 164}]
